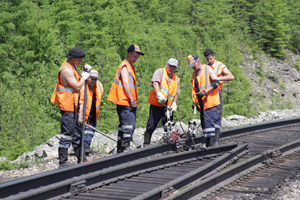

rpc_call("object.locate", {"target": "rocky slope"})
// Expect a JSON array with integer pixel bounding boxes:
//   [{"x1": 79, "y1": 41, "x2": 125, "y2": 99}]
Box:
[{"x1": 243, "y1": 52, "x2": 300, "y2": 108}]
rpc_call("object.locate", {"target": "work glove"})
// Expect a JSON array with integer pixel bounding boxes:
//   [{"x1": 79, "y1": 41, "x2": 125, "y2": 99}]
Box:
[
  {"x1": 81, "y1": 71, "x2": 90, "y2": 80},
  {"x1": 130, "y1": 100, "x2": 137, "y2": 111},
  {"x1": 83, "y1": 64, "x2": 92, "y2": 72},
  {"x1": 196, "y1": 90, "x2": 207, "y2": 98},
  {"x1": 211, "y1": 80, "x2": 220, "y2": 89},
  {"x1": 170, "y1": 102, "x2": 177, "y2": 112},
  {"x1": 156, "y1": 92, "x2": 167, "y2": 104},
  {"x1": 78, "y1": 117, "x2": 83, "y2": 126}
]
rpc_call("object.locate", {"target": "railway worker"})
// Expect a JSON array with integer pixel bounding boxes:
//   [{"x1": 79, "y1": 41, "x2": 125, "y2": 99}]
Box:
[
  {"x1": 143, "y1": 58, "x2": 180, "y2": 146},
  {"x1": 203, "y1": 49, "x2": 234, "y2": 145},
  {"x1": 51, "y1": 46, "x2": 90, "y2": 167},
  {"x1": 187, "y1": 54, "x2": 220, "y2": 147},
  {"x1": 74, "y1": 70, "x2": 103, "y2": 159},
  {"x1": 107, "y1": 44, "x2": 144, "y2": 153}
]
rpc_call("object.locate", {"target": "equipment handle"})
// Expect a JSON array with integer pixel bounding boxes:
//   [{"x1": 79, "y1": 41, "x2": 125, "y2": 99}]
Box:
[
  {"x1": 85, "y1": 124, "x2": 117, "y2": 142},
  {"x1": 80, "y1": 80, "x2": 88, "y2": 163}
]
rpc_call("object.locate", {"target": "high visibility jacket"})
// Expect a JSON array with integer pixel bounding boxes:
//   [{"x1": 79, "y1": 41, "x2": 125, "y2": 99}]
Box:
[
  {"x1": 107, "y1": 59, "x2": 138, "y2": 106},
  {"x1": 51, "y1": 60, "x2": 80, "y2": 112},
  {"x1": 192, "y1": 65, "x2": 220, "y2": 110},
  {"x1": 148, "y1": 68, "x2": 180, "y2": 107},
  {"x1": 80, "y1": 80, "x2": 103, "y2": 123},
  {"x1": 210, "y1": 61, "x2": 225, "y2": 90}
]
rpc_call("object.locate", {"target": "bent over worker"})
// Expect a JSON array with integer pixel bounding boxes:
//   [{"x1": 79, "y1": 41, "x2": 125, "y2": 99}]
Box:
[
  {"x1": 187, "y1": 54, "x2": 220, "y2": 147},
  {"x1": 74, "y1": 70, "x2": 103, "y2": 159},
  {"x1": 107, "y1": 44, "x2": 144, "y2": 153},
  {"x1": 203, "y1": 49, "x2": 234, "y2": 145},
  {"x1": 143, "y1": 58, "x2": 180, "y2": 146},
  {"x1": 51, "y1": 46, "x2": 90, "y2": 167}
]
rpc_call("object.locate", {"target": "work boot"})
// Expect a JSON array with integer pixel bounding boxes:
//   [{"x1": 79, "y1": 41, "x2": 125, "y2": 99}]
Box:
[
  {"x1": 58, "y1": 147, "x2": 68, "y2": 164},
  {"x1": 205, "y1": 137, "x2": 211, "y2": 147},
  {"x1": 209, "y1": 136, "x2": 216, "y2": 147},
  {"x1": 143, "y1": 131, "x2": 152, "y2": 147},
  {"x1": 58, "y1": 147, "x2": 72, "y2": 168},
  {"x1": 74, "y1": 147, "x2": 87, "y2": 163},
  {"x1": 122, "y1": 140, "x2": 132, "y2": 153},
  {"x1": 117, "y1": 140, "x2": 123, "y2": 153}
]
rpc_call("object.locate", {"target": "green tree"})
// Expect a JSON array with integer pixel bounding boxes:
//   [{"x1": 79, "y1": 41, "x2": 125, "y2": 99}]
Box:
[{"x1": 252, "y1": 0, "x2": 290, "y2": 57}]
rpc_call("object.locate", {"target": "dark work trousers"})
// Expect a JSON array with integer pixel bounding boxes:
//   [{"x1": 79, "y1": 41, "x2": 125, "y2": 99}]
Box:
[
  {"x1": 215, "y1": 90, "x2": 223, "y2": 131},
  {"x1": 74, "y1": 96, "x2": 97, "y2": 148},
  {"x1": 59, "y1": 110, "x2": 77, "y2": 149},
  {"x1": 117, "y1": 105, "x2": 136, "y2": 142},
  {"x1": 145, "y1": 105, "x2": 171, "y2": 136},
  {"x1": 74, "y1": 122, "x2": 95, "y2": 148},
  {"x1": 200, "y1": 106, "x2": 218, "y2": 138}
]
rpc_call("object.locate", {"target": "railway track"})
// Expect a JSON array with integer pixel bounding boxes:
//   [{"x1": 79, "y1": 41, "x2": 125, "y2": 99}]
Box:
[
  {"x1": 1, "y1": 118, "x2": 300, "y2": 200},
  {"x1": 166, "y1": 121, "x2": 300, "y2": 200}
]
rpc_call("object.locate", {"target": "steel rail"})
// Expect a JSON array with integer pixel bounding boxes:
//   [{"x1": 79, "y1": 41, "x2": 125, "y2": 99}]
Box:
[
  {"x1": 0, "y1": 143, "x2": 174, "y2": 199},
  {"x1": 166, "y1": 138, "x2": 300, "y2": 200},
  {"x1": 0, "y1": 117, "x2": 299, "y2": 199},
  {"x1": 3, "y1": 144, "x2": 238, "y2": 200},
  {"x1": 132, "y1": 143, "x2": 248, "y2": 200},
  {"x1": 183, "y1": 117, "x2": 300, "y2": 146}
]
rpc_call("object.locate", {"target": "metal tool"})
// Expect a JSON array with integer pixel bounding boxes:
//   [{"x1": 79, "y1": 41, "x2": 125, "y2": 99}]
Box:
[
  {"x1": 85, "y1": 124, "x2": 117, "y2": 142},
  {"x1": 80, "y1": 64, "x2": 92, "y2": 162}
]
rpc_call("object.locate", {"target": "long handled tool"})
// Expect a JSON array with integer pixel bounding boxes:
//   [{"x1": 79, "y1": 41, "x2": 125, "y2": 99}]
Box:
[
  {"x1": 80, "y1": 79, "x2": 88, "y2": 163},
  {"x1": 85, "y1": 124, "x2": 117, "y2": 142},
  {"x1": 85, "y1": 124, "x2": 135, "y2": 151},
  {"x1": 80, "y1": 64, "x2": 92, "y2": 162}
]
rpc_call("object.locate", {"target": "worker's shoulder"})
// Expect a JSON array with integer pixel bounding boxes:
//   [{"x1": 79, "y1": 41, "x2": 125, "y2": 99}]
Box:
[{"x1": 216, "y1": 60, "x2": 226, "y2": 67}]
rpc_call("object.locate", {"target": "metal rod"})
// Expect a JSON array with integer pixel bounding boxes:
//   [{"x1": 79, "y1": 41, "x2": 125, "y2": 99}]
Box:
[
  {"x1": 85, "y1": 124, "x2": 117, "y2": 142},
  {"x1": 80, "y1": 80, "x2": 88, "y2": 163}
]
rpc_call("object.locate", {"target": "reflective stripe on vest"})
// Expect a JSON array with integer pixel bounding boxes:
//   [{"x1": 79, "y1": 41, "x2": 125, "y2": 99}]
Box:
[
  {"x1": 192, "y1": 65, "x2": 220, "y2": 110},
  {"x1": 214, "y1": 61, "x2": 225, "y2": 90},
  {"x1": 80, "y1": 80, "x2": 103, "y2": 123},
  {"x1": 50, "y1": 60, "x2": 80, "y2": 112},
  {"x1": 148, "y1": 68, "x2": 179, "y2": 107},
  {"x1": 107, "y1": 59, "x2": 138, "y2": 106}
]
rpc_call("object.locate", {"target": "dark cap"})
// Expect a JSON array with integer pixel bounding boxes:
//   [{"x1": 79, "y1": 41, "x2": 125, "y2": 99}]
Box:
[
  {"x1": 203, "y1": 49, "x2": 214, "y2": 57},
  {"x1": 187, "y1": 54, "x2": 199, "y2": 67},
  {"x1": 127, "y1": 44, "x2": 144, "y2": 55},
  {"x1": 67, "y1": 46, "x2": 86, "y2": 58}
]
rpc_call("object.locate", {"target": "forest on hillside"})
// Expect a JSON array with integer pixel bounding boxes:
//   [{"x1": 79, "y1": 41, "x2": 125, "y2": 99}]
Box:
[{"x1": 0, "y1": 0, "x2": 300, "y2": 160}]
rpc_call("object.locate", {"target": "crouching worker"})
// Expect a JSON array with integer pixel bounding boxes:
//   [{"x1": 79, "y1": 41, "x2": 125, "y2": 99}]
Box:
[
  {"x1": 74, "y1": 70, "x2": 103, "y2": 159},
  {"x1": 143, "y1": 58, "x2": 180, "y2": 146},
  {"x1": 187, "y1": 54, "x2": 220, "y2": 147}
]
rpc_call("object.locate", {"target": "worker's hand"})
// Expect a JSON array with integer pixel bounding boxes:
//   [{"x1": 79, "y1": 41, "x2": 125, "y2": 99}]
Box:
[
  {"x1": 211, "y1": 80, "x2": 220, "y2": 89},
  {"x1": 130, "y1": 100, "x2": 137, "y2": 111},
  {"x1": 196, "y1": 90, "x2": 207, "y2": 98},
  {"x1": 156, "y1": 92, "x2": 167, "y2": 104},
  {"x1": 81, "y1": 71, "x2": 90, "y2": 80},
  {"x1": 78, "y1": 117, "x2": 83, "y2": 126},
  {"x1": 170, "y1": 102, "x2": 177, "y2": 112},
  {"x1": 83, "y1": 64, "x2": 92, "y2": 72}
]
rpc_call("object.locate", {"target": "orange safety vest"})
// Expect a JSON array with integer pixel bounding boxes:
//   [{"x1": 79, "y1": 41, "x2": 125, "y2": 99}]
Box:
[
  {"x1": 148, "y1": 68, "x2": 180, "y2": 107},
  {"x1": 80, "y1": 80, "x2": 103, "y2": 123},
  {"x1": 192, "y1": 65, "x2": 220, "y2": 110},
  {"x1": 50, "y1": 60, "x2": 80, "y2": 112},
  {"x1": 210, "y1": 61, "x2": 225, "y2": 90},
  {"x1": 107, "y1": 59, "x2": 138, "y2": 106}
]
